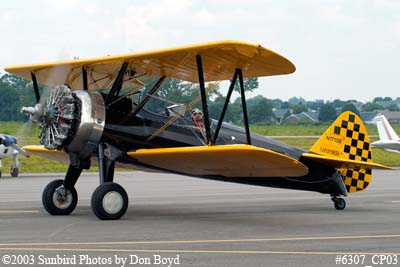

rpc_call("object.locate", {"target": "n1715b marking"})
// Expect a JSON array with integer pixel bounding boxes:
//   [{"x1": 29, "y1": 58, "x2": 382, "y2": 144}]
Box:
[{"x1": 326, "y1": 135, "x2": 342, "y2": 144}]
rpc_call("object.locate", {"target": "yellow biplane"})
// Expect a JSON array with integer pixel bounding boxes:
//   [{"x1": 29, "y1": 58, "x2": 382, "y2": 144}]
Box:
[{"x1": 5, "y1": 40, "x2": 389, "y2": 220}]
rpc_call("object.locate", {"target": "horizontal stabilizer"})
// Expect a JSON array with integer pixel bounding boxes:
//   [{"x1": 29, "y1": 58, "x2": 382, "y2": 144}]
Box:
[
  {"x1": 302, "y1": 152, "x2": 390, "y2": 170},
  {"x1": 128, "y1": 144, "x2": 308, "y2": 178}
]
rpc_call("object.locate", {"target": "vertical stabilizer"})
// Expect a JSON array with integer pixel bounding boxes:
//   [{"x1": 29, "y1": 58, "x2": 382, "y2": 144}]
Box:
[
  {"x1": 309, "y1": 111, "x2": 373, "y2": 193},
  {"x1": 374, "y1": 115, "x2": 399, "y2": 142}
]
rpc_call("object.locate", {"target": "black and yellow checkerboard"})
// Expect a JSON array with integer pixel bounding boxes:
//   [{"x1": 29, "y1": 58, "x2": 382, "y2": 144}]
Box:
[
  {"x1": 332, "y1": 113, "x2": 373, "y2": 193},
  {"x1": 309, "y1": 111, "x2": 374, "y2": 193}
]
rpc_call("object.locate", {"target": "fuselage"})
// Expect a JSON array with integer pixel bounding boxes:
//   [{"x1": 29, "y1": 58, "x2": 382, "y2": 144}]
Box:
[
  {"x1": 24, "y1": 88, "x2": 347, "y2": 197},
  {"x1": 100, "y1": 94, "x2": 346, "y2": 196}
]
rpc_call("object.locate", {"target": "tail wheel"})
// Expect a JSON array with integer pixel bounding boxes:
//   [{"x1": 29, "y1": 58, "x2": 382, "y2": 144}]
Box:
[
  {"x1": 332, "y1": 197, "x2": 346, "y2": 210},
  {"x1": 42, "y1": 179, "x2": 78, "y2": 215},
  {"x1": 91, "y1": 182, "x2": 128, "y2": 220},
  {"x1": 10, "y1": 167, "x2": 18, "y2": 177}
]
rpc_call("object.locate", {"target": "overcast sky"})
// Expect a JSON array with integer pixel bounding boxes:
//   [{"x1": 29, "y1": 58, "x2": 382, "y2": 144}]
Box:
[{"x1": 1, "y1": 0, "x2": 399, "y2": 102}]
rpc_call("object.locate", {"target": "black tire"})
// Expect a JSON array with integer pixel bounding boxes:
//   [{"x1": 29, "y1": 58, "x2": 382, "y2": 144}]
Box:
[
  {"x1": 42, "y1": 179, "x2": 78, "y2": 215},
  {"x1": 334, "y1": 198, "x2": 346, "y2": 210},
  {"x1": 0, "y1": 170, "x2": 2, "y2": 178},
  {"x1": 91, "y1": 182, "x2": 128, "y2": 220},
  {"x1": 10, "y1": 167, "x2": 18, "y2": 177}
]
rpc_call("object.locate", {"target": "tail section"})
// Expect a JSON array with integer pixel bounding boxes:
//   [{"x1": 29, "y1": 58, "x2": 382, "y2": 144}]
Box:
[
  {"x1": 305, "y1": 111, "x2": 386, "y2": 193},
  {"x1": 373, "y1": 114, "x2": 399, "y2": 142}
]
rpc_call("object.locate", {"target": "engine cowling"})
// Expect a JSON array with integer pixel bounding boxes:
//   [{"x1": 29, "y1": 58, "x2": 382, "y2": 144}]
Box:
[{"x1": 22, "y1": 85, "x2": 105, "y2": 159}]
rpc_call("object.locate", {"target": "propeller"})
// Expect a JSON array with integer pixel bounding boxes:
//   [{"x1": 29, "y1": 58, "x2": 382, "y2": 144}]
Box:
[{"x1": 20, "y1": 54, "x2": 72, "y2": 149}]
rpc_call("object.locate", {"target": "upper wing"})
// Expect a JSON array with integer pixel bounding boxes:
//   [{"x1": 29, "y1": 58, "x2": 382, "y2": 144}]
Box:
[
  {"x1": 127, "y1": 144, "x2": 308, "y2": 178},
  {"x1": 5, "y1": 40, "x2": 295, "y2": 90}
]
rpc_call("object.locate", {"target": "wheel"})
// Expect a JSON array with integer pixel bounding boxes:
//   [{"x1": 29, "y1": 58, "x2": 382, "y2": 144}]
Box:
[
  {"x1": 91, "y1": 182, "x2": 128, "y2": 220},
  {"x1": 42, "y1": 179, "x2": 78, "y2": 215},
  {"x1": 0, "y1": 170, "x2": 2, "y2": 178},
  {"x1": 10, "y1": 167, "x2": 18, "y2": 177},
  {"x1": 333, "y1": 197, "x2": 346, "y2": 210}
]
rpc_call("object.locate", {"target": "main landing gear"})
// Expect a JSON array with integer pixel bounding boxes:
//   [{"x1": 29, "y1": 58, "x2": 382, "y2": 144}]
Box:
[
  {"x1": 42, "y1": 144, "x2": 129, "y2": 220},
  {"x1": 331, "y1": 196, "x2": 346, "y2": 210},
  {"x1": 0, "y1": 156, "x2": 19, "y2": 179}
]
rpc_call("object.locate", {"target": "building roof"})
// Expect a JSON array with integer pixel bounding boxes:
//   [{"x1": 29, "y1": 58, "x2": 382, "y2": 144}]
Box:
[
  {"x1": 273, "y1": 108, "x2": 290, "y2": 119},
  {"x1": 360, "y1": 111, "x2": 378, "y2": 122}
]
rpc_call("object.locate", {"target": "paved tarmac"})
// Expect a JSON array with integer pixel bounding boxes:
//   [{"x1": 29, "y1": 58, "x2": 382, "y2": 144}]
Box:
[{"x1": 0, "y1": 170, "x2": 399, "y2": 267}]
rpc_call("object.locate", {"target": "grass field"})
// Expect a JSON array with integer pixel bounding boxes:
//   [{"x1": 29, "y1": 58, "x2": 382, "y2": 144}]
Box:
[{"x1": 1, "y1": 122, "x2": 400, "y2": 175}]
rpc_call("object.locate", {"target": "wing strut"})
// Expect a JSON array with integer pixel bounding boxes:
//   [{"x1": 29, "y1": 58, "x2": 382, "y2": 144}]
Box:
[
  {"x1": 30, "y1": 72, "x2": 40, "y2": 103},
  {"x1": 213, "y1": 69, "x2": 240, "y2": 144},
  {"x1": 195, "y1": 56, "x2": 251, "y2": 145},
  {"x1": 196, "y1": 55, "x2": 213, "y2": 145},
  {"x1": 82, "y1": 66, "x2": 88, "y2": 90},
  {"x1": 105, "y1": 62, "x2": 129, "y2": 105},
  {"x1": 238, "y1": 69, "x2": 251, "y2": 145}
]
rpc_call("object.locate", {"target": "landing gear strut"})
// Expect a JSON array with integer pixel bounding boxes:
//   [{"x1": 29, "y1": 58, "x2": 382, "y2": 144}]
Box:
[
  {"x1": 91, "y1": 143, "x2": 128, "y2": 220},
  {"x1": 10, "y1": 153, "x2": 19, "y2": 177},
  {"x1": 331, "y1": 196, "x2": 346, "y2": 210}
]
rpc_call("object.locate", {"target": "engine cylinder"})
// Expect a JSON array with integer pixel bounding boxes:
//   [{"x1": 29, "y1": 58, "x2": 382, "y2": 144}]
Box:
[
  {"x1": 34, "y1": 86, "x2": 105, "y2": 159},
  {"x1": 66, "y1": 90, "x2": 105, "y2": 158}
]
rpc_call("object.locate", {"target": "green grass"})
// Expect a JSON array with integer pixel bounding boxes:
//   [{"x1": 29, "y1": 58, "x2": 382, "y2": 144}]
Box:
[
  {"x1": 251, "y1": 124, "x2": 400, "y2": 166},
  {"x1": 1, "y1": 122, "x2": 400, "y2": 175}
]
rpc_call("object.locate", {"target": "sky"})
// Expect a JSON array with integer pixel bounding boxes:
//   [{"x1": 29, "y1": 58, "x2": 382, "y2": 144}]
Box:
[{"x1": 1, "y1": 0, "x2": 399, "y2": 102}]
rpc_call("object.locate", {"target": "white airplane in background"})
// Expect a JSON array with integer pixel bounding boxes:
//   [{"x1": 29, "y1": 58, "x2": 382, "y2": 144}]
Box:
[
  {"x1": 371, "y1": 114, "x2": 400, "y2": 153},
  {"x1": 0, "y1": 134, "x2": 29, "y2": 178}
]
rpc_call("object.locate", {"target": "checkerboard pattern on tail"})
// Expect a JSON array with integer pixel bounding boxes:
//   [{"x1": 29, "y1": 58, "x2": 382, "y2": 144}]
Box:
[
  {"x1": 309, "y1": 111, "x2": 373, "y2": 193},
  {"x1": 335, "y1": 113, "x2": 372, "y2": 192}
]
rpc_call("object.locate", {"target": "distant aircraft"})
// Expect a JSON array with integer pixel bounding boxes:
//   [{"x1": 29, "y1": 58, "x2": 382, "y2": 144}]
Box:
[
  {"x1": 371, "y1": 114, "x2": 400, "y2": 153},
  {"x1": 0, "y1": 134, "x2": 29, "y2": 178}
]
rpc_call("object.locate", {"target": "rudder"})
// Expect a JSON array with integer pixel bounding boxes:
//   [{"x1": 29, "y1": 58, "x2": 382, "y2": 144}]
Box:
[{"x1": 309, "y1": 111, "x2": 373, "y2": 193}]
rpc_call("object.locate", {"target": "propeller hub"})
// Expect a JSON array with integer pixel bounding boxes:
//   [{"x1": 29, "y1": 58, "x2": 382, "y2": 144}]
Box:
[{"x1": 22, "y1": 85, "x2": 105, "y2": 158}]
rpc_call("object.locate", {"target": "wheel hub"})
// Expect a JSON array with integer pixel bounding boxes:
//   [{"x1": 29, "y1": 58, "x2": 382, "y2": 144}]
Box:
[
  {"x1": 102, "y1": 191, "x2": 123, "y2": 214},
  {"x1": 53, "y1": 186, "x2": 73, "y2": 209}
]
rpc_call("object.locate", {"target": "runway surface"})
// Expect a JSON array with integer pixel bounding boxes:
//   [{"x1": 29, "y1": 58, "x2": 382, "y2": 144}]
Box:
[{"x1": 0, "y1": 170, "x2": 399, "y2": 267}]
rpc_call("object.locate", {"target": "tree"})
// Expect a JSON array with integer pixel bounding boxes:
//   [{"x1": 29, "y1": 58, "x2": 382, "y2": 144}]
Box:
[
  {"x1": 281, "y1": 101, "x2": 291, "y2": 109},
  {"x1": 0, "y1": 74, "x2": 37, "y2": 121},
  {"x1": 141, "y1": 78, "x2": 220, "y2": 113},
  {"x1": 288, "y1": 97, "x2": 306, "y2": 105},
  {"x1": 234, "y1": 77, "x2": 258, "y2": 92},
  {"x1": 318, "y1": 103, "x2": 337, "y2": 122},
  {"x1": 387, "y1": 104, "x2": 400, "y2": 111},
  {"x1": 248, "y1": 98, "x2": 274, "y2": 124},
  {"x1": 307, "y1": 99, "x2": 324, "y2": 110},
  {"x1": 292, "y1": 102, "x2": 308, "y2": 114},
  {"x1": 362, "y1": 102, "x2": 384, "y2": 112},
  {"x1": 341, "y1": 103, "x2": 360, "y2": 116}
]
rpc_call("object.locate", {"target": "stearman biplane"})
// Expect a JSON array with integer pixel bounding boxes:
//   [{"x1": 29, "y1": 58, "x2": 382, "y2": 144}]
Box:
[{"x1": 5, "y1": 40, "x2": 389, "y2": 220}]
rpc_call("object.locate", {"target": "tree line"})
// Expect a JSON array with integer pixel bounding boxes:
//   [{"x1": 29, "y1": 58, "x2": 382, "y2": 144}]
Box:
[{"x1": 0, "y1": 73, "x2": 397, "y2": 124}]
